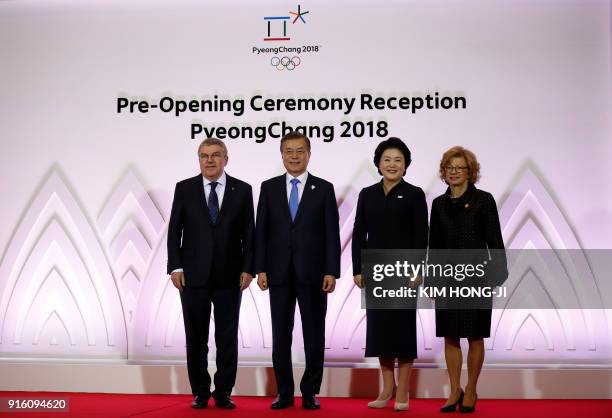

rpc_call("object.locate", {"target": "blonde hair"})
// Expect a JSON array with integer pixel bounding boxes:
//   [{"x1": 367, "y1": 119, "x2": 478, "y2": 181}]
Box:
[{"x1": 439, "y1": 146, "x2": 480, "y2": 184}]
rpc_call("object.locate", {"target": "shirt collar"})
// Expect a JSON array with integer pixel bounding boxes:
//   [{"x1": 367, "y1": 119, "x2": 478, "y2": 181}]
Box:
[
  {"x1": 203, "y1": 171, "x2": 226, "y2": 187},
  {"x1": 286, "y1": 171, "x2": 308, "y2": 186}
]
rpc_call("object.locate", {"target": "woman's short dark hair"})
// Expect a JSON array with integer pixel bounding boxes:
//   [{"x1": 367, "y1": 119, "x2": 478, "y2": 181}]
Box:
[{"x1": 373, "y1": 137, "x2": 412, "y2": 176}]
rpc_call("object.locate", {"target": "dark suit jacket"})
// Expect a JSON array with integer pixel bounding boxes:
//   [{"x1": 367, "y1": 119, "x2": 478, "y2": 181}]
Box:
[
  {"x1": 167, "y1": 173, "x2": 254, "y2": 287},
  {"x1": 255, "y1": 173, "x2": 341, "y2": 286},
  {"x1": 429, "y1": 182, "x2": 507, "y2": 288},
  {"x1": 352, "y1": 179, "x2": 429, "y2": 275}
]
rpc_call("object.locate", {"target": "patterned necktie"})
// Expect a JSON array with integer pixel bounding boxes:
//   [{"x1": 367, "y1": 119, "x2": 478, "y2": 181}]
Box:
[
  {"x1": 289, "y1": 178, "x2": 300, "y2": 221},
  {"x1": 208, "y1": 181, "x2": 219, "y2": 224}
]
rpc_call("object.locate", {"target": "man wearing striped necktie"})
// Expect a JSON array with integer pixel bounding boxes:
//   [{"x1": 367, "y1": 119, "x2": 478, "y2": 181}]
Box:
[{"x1": 167, "y1": 138, "x2": 254, "y2": 410}]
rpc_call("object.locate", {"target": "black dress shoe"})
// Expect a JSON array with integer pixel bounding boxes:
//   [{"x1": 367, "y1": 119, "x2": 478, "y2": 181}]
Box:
[
  {"x1": 459, "y1": 393, "x2": 477, "y2": 413},
  {"x1": 271, "y1": 395, "x2": 294, "y2": 409},
  {"x1": 302, "y1": 395, "x2": 320, "y2": 410},
  {"x1": 191, "y1": 395, "x2": 209, "y2": 409},
  {"x1": 440, "y1": 389, "x2": 464, "y2": 412},
  {"x1": 214, "y1": 395, "x2": 236, "y2": 409}
]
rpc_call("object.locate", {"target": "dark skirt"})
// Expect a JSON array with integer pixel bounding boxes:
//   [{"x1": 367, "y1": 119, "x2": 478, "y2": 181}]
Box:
[
  {"x1": 435, "y1": 308, "x2": 492, "y2": 338},
  {"x1": 365, "y1": 308, "x2": 417, "y2": 358}
]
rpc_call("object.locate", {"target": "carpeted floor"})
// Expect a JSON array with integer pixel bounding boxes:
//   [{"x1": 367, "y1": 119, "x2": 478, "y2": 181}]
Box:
[{"x1": 0, "y1": 392, "x2": 610, "y2": 417}]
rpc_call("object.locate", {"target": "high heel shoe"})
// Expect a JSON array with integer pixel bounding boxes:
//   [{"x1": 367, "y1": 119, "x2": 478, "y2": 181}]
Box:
[
  {"x1": 459, "y1": 393, "x2": 477, "y2": 413},
  {"x1": 440, "y1": 388, "x2": 464, "y2": 413},
  {"x1": 394, "y1": 396, "x2": 409, "y2": 411},
  {"x1": 367, "y1": 393, "x2": 392, "y2": 409}
]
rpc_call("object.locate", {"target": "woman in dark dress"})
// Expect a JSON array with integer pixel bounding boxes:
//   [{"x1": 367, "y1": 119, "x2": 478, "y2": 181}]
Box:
[
  {"x1": 352, "y1": 138, "x2": 428, "y2": 411},
  {"x1": 429, "y1": 146, "x2": 507, "y2": 413}
]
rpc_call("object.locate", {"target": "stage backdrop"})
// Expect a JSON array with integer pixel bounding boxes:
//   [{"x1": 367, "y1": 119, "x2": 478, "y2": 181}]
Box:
[{"x1": 0, "y1": 0, "x2": 611, "y2": 369}]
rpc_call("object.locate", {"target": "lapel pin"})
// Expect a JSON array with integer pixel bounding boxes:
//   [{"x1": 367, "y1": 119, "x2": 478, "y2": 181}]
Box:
[
  {"x1": 398, "y1": 195, "x2": 403, "y2": 199},
  {"x1": 311, "y1": 185, "x2": 316, "y2": 190},
  {"x1": 465, "y1": 203, "x2": 470, "y2": 208}
]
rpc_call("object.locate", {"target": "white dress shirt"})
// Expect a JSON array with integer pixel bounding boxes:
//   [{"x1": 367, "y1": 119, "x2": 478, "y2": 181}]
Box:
[
  {"x1": 286, "y1": 171, "x2": 308, "y2": 204},
  {"x1": 204, "y1": 171, "x2": 226, "y2": 209}
]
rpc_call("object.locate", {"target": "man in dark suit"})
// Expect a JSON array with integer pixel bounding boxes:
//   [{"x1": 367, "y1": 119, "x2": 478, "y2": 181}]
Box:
[
  {"x1": 255, "y1": 131, "x2": 341, "y2": 410},
  {"x1": 167, "y1": 138, "x2": 254, "y2": 409}
]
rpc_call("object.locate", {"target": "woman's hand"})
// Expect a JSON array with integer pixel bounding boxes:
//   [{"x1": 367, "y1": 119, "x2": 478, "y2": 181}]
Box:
[{"x1": 353, "y1": 274, "x2": 363, "y2": 289}]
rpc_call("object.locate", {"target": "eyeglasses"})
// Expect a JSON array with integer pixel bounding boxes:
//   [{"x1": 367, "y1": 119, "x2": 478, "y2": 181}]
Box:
[
  {"x1": 200, "y1": 152, "x2": 224, "y2": 161},
  {"x1": 444, "y1": 166, "x2": 468, "y2": 173}
]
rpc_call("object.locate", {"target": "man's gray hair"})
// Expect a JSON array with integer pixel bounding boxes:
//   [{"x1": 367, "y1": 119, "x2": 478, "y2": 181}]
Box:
[{"x1": 197, "y1": 138, "x2": 228, "y2": 155}]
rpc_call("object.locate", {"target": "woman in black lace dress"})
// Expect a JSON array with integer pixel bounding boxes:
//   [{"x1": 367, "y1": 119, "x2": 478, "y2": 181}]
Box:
[{"x1": 429, "y1": 146, "x2": 507, "y2": 413}]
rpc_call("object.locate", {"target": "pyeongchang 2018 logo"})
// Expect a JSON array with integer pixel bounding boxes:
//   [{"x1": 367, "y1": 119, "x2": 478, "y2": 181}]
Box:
[{"x1": 251, "y1": 4, "x2": 322, "y2": 71}]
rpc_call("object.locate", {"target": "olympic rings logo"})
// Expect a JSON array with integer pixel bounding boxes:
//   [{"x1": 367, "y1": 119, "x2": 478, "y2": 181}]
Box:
[{"x1": 271, "y1": 56, "x2": 301, "y2": 71}]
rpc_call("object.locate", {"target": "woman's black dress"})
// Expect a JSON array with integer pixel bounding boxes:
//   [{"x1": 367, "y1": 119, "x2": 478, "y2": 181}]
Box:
[
  {"x1": 352, "y1": 179, "x2": 429, "y2": 358},
  {"x1": 429, "y1": 182, "x2": 506, "y2": 338}
]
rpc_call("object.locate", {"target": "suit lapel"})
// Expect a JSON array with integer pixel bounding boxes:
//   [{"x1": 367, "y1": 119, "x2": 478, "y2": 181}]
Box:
[
  {"x1": 216, "y1": 173, "x2": 235, "y2": 224},
  {"x1": 293, "y1": 174, "x2": 314, "y2": 224},
  {"x1": 196, "y1": 174, "x2": 213, "y2": 225},
  {"x1": 276, "y1": 175, "x2": 293, "y2": 224}
]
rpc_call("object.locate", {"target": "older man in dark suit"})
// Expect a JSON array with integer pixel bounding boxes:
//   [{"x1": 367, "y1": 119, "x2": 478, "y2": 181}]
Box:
[
  {"x1": 255, "y1": 131, "x2": 341, "y2": 410},
  {"x1": 167, "y1": 138, "x2": 254, "y2": 409}
]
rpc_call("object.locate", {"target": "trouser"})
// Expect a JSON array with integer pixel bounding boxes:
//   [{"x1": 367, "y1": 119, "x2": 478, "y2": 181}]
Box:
[
  {"x1": 269, "y1": 274, "x2": 327, "y2": 396},
  {"x1": 180, "y1": 285, "x2": 242, "y2": 398}
]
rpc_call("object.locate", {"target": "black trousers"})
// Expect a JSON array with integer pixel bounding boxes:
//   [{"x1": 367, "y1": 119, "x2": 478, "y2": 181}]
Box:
[
  {"x1": 180, "y1": 285, "x2": 241, "y2": 398},
  {"x1": 269, "y1": 274, "x2": 327, "y2": 396}
]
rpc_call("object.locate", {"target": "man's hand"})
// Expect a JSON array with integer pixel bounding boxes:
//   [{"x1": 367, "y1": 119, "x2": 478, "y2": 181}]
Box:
[
  {"x1": 257, "y1": 272, "x2": 268, "y2": 291},
  {"x1": 171, "y1": 271, "x2": 185, "y2": 292},
  {"x1": 322, "y1": 275, "x2": 336, "y2": 293},
  {"x1": 353, "y1": 274, "x2": 363, "y2": 289},
  {"x1": 240, "y1": 272, "x2": 253, "y2": 291}
]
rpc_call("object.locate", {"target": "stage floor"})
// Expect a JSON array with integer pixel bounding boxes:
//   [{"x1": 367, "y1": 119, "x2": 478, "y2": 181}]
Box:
[{"x1": 1, "y1": 392, "x2": 611, "y2": 417}]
